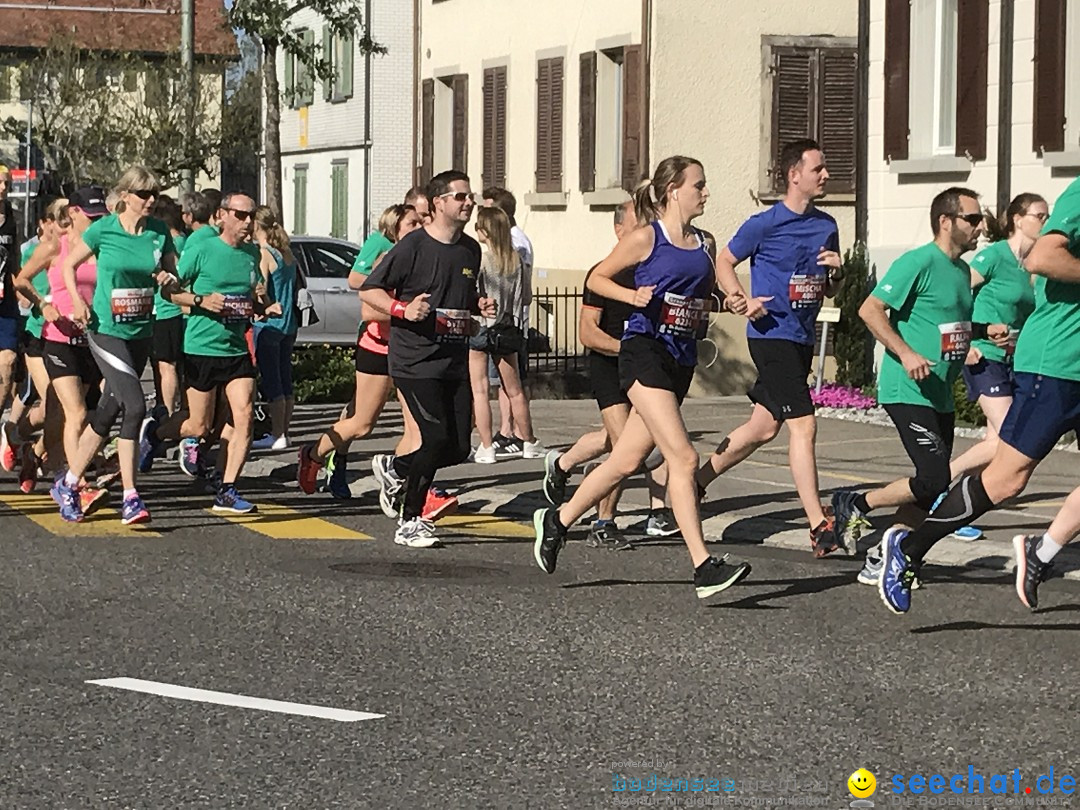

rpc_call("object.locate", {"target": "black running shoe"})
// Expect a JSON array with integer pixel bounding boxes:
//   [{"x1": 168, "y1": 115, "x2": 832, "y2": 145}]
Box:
[
  {"x1": 533, "y1": 507, "x2": 567, "y2": 574},
  {"x1": 586, "y1": 522, "x2": 632, "y2": 551},
  {"x1": 543, "y1": 450, "x2": 569, "y2": 505},
  {"x1": 1013, "y1": 534, "x2": 1052, "y2": 610},
  {"x1": 693, "y1": 554, "x2": 752, "y2": 600}
]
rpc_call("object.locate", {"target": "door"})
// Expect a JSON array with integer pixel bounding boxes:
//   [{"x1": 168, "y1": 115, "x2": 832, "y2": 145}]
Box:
[
  {"x1": 292, "y1": 243, "x2": 325, "y2": 342},
  {"x1": 299, "y1": 240, "x2": 361, "y2": 344}
]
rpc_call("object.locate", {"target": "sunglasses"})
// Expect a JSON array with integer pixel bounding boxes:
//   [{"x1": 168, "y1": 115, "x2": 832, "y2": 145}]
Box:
[
  {"x1": 1025, "y1": 211, "x2": 1049, "y2": 223},
  {"x1": 225, "y1": 207, "x2": 255, "y2": 221},
  {"x1": 438, "y1": 191, "x2": 476, "y2": 203},
  {"x1": 131, "y1": 189, "x2": 160, "y2": 201},
  {"x1": 953, "y1": 213, "x2": 984, "y2": 227}
]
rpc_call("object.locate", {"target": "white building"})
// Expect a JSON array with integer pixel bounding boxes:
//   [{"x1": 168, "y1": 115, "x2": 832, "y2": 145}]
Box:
[{"x1": 277, "y1": 3, "x2": 414, "y2": 243}]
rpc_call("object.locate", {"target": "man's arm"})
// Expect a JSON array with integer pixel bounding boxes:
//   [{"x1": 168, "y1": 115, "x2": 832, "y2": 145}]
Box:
[
  {"x1": 1027, "y1": 234, "x2": 1080, "y2": 283},
  {"x1": 579, "y1": 306, "x2": 619, "y2": 356},
  {"x1": 859, "y1": 295, "x2": 931, "y2": 381}
]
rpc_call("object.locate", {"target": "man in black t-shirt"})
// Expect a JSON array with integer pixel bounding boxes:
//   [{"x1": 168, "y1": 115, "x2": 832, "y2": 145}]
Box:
[
  {"x1": 361, "y1": 170, "x2": 495, "y2": 548},
  {"x1": 0, "y1": 165, "x2": 21, "y2": 469}
]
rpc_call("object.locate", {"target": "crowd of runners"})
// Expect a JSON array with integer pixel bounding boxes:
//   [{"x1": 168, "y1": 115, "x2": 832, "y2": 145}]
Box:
[{"x1": 0, "y1": 143, "x2": 1078, "y2": 615}]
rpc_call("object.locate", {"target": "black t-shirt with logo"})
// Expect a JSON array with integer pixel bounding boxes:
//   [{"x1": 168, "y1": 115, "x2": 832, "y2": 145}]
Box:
[
  {"x1": 0, "y1": 201, "x2": 18, "y2": 318},
  {"x1": 362, "y1": 227, "x2": 483, "y2": 381},
  {"x1": 582, "y1": 263, "x2": 637, "y2": 342}
]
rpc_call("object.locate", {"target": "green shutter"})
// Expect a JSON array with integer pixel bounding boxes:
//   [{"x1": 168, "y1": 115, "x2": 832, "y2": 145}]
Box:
[
  {"x1": 340, "y1": 36, "x2": 354, "y2": 98},
  {"x1": 322, "y1": 24, "x2": 332, "y2": 101},
  {"x1": 299, "y1": 29, "x2": 315, "y2": 106},
  {"x1": 0, "y1": 67, "x2": 9, "y2": 103},
  {"x1": 284, "y1": 46, "x2": 295, "y2": 109},
  {"x1": 293, "y1": 167, "x2": 308, "y2": 235},
  {"x1": 331, "y1": 163, "x2": 348, "y2": 239}
]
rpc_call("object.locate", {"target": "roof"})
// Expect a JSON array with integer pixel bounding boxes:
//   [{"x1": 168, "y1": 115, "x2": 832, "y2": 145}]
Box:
[{"x1": 0, "y1": 0, "x2": 238, "y2": 59}]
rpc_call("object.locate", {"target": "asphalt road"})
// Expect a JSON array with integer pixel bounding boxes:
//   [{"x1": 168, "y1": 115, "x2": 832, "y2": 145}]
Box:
[{"x1": 3, "y1": 400, "x2": 1079, "y2": 809}]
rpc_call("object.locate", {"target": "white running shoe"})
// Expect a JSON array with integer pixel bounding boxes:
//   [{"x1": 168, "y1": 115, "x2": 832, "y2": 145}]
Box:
[
  {"x1": 372, "y1": 454, "x2": 404, "y2": 518},
  {"x1": 474, "y1": 444, "x2": 497, "y2": 464},
  {"x1": 522, "y1": 440, "x2": 546, "y2": 459},
  {"x1": 271, "y1": 435, "x2": 289, "y2": 451},
  {"x1": 394, "y1": 516, "x2": 439, "y2": 548}
]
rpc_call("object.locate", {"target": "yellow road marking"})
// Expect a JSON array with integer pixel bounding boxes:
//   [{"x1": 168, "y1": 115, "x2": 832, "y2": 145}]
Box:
[
  {"x1": 208, "y1": 502, "x2": 372, "y2": 540},
  {"x1": 437, "y1": 513, "x2": 534, "y2": 538},
  {"x1": 0, "y1": 493, "x2": 161, "y2": 537}
]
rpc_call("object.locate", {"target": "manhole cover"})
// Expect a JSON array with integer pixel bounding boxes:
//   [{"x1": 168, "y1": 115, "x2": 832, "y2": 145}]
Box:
[{"x1": 330, "y1": 561, "x2": 510, "y2": 581}]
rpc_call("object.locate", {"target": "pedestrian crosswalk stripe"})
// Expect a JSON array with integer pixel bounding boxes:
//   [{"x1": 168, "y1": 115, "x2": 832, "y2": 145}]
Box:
[
  {"x1": 437, "y1": 514, "x2": 533, "y2": 538},
  {"x1": 208, "y1": 502, "x2": 373, "y2": 540},
  {"x1": 0, "y1": 493, "x2": 162, "y2": 538}
]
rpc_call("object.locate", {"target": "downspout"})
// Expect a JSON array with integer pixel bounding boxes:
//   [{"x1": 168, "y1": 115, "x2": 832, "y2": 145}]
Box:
[
  {"x1": 412, "y1": 0, "x2": 421, "y2": 185},
  {"x1": 855, "y1": 0, "x2": 870, "y2": 244},
  {"x1": 996, "y1": 0, "x2": 1014, "y2": 215},
  {"x1": 363, "y1": 0, "x2": 373, "y2": 238},
  {"x1": 641, "y1": 0, "x2": 652, "y2": 172}
]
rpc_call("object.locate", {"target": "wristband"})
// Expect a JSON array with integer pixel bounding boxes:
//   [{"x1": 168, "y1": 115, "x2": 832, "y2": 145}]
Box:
[
  {"x1": 971, "y1": 323, "x2": 989, "y2": 340},
  {"x1": 390, "y1": 299, "x2": 408, "y2": 319}
]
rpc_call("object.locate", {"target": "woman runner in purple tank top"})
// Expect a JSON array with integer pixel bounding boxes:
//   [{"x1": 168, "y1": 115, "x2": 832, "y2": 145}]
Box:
[{"x1": 532, "y1": 156, "x2": 753, "y2": 602}]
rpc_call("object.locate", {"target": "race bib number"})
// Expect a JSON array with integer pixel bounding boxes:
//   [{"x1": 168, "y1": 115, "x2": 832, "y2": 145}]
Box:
[
  {"x1": 939, "y1": 321, "x2": 972, "y2": 362},
  {"x1": 789, "y1": 273, "x2": 826, "y2": 309},
  {"x1": 220, "y1": 294, "x2": 254, "y2": 324},
  {"x1": 658, "y1": 293, "x2": 709, "y2": 339},
  {"x1": 435, "y1": 308, "x2": 472, "y2": 342},
  {"x1": 111, "y1": 287, "x2": 154, "y2": 322}
]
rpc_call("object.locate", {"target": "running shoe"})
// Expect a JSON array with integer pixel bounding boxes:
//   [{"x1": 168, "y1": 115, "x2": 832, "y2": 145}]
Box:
[
  {"x1": 693, "y1": 554, "x2": 752, "y2": 601},
  {"x1": 810, "y1": 517, "x2": 841, "y2": 558},
  {"x1": 474, "y1": 444, "x2": 497, "y2": 464},
  {"x1": 51, "y1": 478, "x2": 83, "y2": 523},
  {"x1": 532, "y1": 507, "x2": 567, "y2": 574},
  {"x1": 0, "y1": 421, "x2": 17, "y2": 472},
  {"x1": 372, "y1": 453, "x2": 404, "y2": 518},
  {"x1": 214, "y1": 485, "x2": 257, "y2": 514},
  {"x1": 586, "y1": 522, "x2": 632, "y2": 551},
  {"x1": 120, "y1": 493, "x2": 151, "y2": 525},
  {"x1": 178, "y1": 438, "x2": 202, "y2": 478},
  {"x1": 856, "y1": 544, "x2": 883, "y2": 585},
  {"x1": 394, "y1": 516, "x2": 439, "y2": 548},
  {"x1": 646, "y1": 508, "x2": 680, "y2": 537},
  {"x1": 1013, "y1": 534, "x2": 1052, "y2": 610},
  {"x1": 204, "y1": 469, "x2": 223, "y2": 496},
  {"x1": 952, "y1": 525, "x2": 983, "y2": 540},
  {"x1": 80, "y1": 486, "x2": 108, "y2": 515},
  {"x1": 17, "y1": 444, "x2": 38, "y2": 494},
  {"x1": 494, "y1": 436, "x2": 524, "y2": 459},
  {"x1": 522, "y1": 439, "x2": 546, "y2": 459},
  {"x1": 137, "y1": 416, "x2": 160, "y2": 473},
  {"x1": 422, "y1": 487, "x2": 458, "y2": 522},
  {"x1": 251, "y1": 433, "x2": 278, "y2": 450},
  {"x1": 878, "y1": 526, "x2": 914, "y2": 614},
  {"x1": 325, "y1": 451, "x2": 352, "y2": 500},
  {"x1": 297, "y1": 444, "x2": 322, "y2": 495},
  {"x1": 831, "y1": 490, "x2": 871, "y2": 553},
  {"x1": 95, "y1": 453, "x2": 122, "y2": 488},
  {"x1": 542, "y1": 450, "x2": 569, "y2": 505}
]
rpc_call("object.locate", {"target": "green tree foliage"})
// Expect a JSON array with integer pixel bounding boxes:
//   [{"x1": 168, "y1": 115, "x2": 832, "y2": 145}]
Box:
[{"x1": 833, "y1": 241, "x2": 875, "y2": 388}]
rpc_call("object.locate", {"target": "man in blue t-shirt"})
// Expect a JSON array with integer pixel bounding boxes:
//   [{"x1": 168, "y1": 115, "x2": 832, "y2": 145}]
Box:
[{"x1": 697, "y1": 139, "x2": 845, "y2": 557}]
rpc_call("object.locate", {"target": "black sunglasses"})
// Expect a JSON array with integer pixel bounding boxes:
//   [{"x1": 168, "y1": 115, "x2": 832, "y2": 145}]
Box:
[
  {"x1": 131, "y1": 188, "x2": 160, "y2": 201},
  {"x1": 953, "y1": 213, "x2": 984, "y2": 227},
  {"x1": 225, "y1": 207, "x2": 255, "y2": 221}
]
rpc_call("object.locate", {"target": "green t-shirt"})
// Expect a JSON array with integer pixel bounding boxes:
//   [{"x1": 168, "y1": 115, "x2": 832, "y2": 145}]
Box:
[
  {"x1": 154, "y1": 232, "x2": 186, "y2": 321},
  {"x1": 82, "y1": 214, "x2": 175, "y2": 341},
  {"x1": 21, "y1": 240, "x2": 50, "y2": 339},
  {"x1": 969, "y1": 239, "x2": 1036, "y2": 363},
  {"x1": 185, "y1": 224, "x2": 220, "y2": 251},
  {"x1": 872, "y1": 242, "x2": 974, "y2": 412},
  {"x1": 179, "y1": 234, "x2": 260, "y2": 357},
  {"x1": 1013, "y1": 176, "x2": 1080, "y2": 382},
  {"x1": 352, "y1": 231, "x2": 393, "y2": 275}
]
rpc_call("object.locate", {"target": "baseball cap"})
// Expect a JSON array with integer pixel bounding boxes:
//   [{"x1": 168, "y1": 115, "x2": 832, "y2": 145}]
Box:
[{"x1": 68, "y1": 186, "x2": 109, "y2": 218}]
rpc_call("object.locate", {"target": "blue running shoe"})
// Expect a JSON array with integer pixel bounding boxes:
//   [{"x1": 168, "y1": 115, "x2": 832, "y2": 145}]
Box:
[
  {"x1": 138, "y1": 416, "x2": 160, "y2": 473},
  {"x1": 120, "y1": 492, "x2": 151, "y2": 525},
  {"x1": 951, "y1": 525, "x2": 983, "y2": 540},
  {"x1": 213, "y1": 485, "x2": 256, "y2": 514},
  {"x1": 326, "y1": 452, "x2": 352, "y2": 500},
  {"x1": 878, "y1": 526, "x2": 915, "y2": 614},
  {"x1": 178, "y1": 437, "x2": 202, "y2": 478},
  {"x1": 52, "y1": 479, "x2": 83, "y2": 523}
]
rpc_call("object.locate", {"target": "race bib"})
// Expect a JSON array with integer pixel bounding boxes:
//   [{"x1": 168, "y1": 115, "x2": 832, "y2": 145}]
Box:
[
  {"x1": 220, "y1": 294, "x2": 254, "y2": 324},
  {"x1": 435, "y1": 308, "x2": 472, "y2": 342},
  {"x1": 939, "y1": 321, "x2": 972, "y2": 362},
  {"x1": 789, "y1": 273, "x2": 826, "y2": 309},
  {"x1": 658, "y1": 293, "x2": 709, "y2": 339},
  {"x1": 1004, "y1": 328, "x2": 1020, "y2": 362},
  {"x1": 111, "y1": 287, "x2": 154, "y2": 322}
]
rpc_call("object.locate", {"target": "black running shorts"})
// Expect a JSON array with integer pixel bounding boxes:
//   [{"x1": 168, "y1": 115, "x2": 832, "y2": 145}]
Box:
[
  {"x1": 184, "y1": 352, "x2": 256, "y2": 393},
  {"x1": 590, "y1": 351, "x2": 629, "y2": 411},
  {"x1": 354, "y1": 345, "x2": 389, "y2": 376},
  {"x1": 747, "y1": 338, "x2": 815, "y2": 421},
  {"x1": 44, "y1": 339, "x2": 102, "y2": 386},
  {"x1": 152, "y1": 315, "x2": 184, "y2": 364},
  {"x1": 618, "y1": 335, "x2": 694, "y2": 404}
]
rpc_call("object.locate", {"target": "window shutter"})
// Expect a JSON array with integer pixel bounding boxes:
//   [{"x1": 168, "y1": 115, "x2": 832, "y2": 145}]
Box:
[
  {"x1": 547, "y1": 57, "x2": 564, "y2": 192},
  {"x1": 421, "y1": 78, "x2": 434, "y2": 184},
  {"x1": 452, "y1": 73, "x2": 468, "y2": 173},
  {"x1": 322, "y1": 25, "x2": 332, "y2": 101},
  {"x1": 123, "y1": 68, "x2": 138, "y2": 93},
  {"x1": 955, "y1": 0, "x2": 988, "y2": 159},
  {"x1": 300, "y1": 28, "x2": 315, "y2": 107},
  {"x1": 284, "y1": 49, "x2": 295, "y2": 109},
  {"x1": 1033, "y1": 0, "x2": 1066, "y2": 154},
  {"x1": 483, "y1": 68, "x2": 495, "y2": 187},
  {"x1": 579, "y1": 51, "x2": 596, "y2": 192},
  {"x1": 883, "y1": 0, "x2": 910, "y2": 161},
  {"x1": 493, "y1": 66, "x2": 507, "y2": 187},
  {"x1": 771, "y1": 47, "x2": 813, "y2": 193},
  {"x1": 621, "y1": 44, "x2": 643, "y2": 192},
  {"x1": 341, "y1": 36, "x2": 354, "y2": 99},
  {"x1": 536, "y1": 58, "x2": 561, "y2": 193},
  {"x1": 819, "y1": 48, "x2": 857, "y2": 193}
]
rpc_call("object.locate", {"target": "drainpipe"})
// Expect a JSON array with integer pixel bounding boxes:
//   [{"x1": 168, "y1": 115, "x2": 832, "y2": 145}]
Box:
[
  {"x1": 996, "y1": 0, "x2": 1014, "y2": 215},
  {"x1": 855, "y1": 0, "x2": 870, "y2": 244},
  {"x1": 363, "y1": 0, "x2": 373, "y2": 238},
  {"x1": 412, "y1": 0, "x2": 421, "y2": 185},
  {"x1": 641, "y1": 0, "x2": 652, "y2": 172}
]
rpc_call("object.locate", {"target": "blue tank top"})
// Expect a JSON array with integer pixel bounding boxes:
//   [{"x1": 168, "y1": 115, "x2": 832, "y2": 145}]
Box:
[{"x1": 623, "y1": 220, "x2": 714, "y2": 366}]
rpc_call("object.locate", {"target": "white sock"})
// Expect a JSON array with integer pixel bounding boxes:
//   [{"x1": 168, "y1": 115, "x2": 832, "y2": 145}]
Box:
[
  {"x1": 123, "y1": 488, "x2": 137, "y2": 500},
  {"x1": 64, "y1": 471, "x2": 79, "y2": 487},
  {"x1": 1036, "y1": 533, "x2": 1064, "y2": 564}
]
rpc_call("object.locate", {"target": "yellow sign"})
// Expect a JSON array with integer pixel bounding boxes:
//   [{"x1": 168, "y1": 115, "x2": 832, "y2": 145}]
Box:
[
  {"x1": 298, "y1": 106, "x2": 309, "y2": 148},
  {"x1": 848, "y1": 769, "x2": 877, "y2": 799}
]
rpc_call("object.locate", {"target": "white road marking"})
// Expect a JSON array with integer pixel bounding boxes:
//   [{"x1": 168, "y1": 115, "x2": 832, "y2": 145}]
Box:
[{"x1": 87, "y1": 677, "x2": 384, "y2": 722}]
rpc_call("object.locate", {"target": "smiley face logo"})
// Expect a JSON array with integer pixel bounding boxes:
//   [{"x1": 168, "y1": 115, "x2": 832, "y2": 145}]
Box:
[{"x1": 848, "y1": 769, "x2": 876, "y2": 799}]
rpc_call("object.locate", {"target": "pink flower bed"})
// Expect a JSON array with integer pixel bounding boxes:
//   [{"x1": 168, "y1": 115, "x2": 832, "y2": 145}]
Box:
[{"x1": 811, "y1": 383, "x2": 877, "y2": 410}]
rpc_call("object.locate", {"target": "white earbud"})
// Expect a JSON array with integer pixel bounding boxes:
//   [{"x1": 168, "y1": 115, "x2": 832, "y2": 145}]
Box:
[{"x1": 673, "y1": 191, "x2": 679, "y2": 200}]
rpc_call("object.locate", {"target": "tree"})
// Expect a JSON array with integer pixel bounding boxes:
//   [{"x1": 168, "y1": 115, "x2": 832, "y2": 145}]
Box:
[
  {"x1": 220, "y1": 34, "x2": 263, "y2": 192},
  {"x1": 228, "y1": 0, "x2": 382, "y2": 218},
  {"x1": 833, "y1": 242, "x2": 875, "y2": 389}
]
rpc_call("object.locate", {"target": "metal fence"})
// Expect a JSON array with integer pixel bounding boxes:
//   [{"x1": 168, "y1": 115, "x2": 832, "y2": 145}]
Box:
[{"x1": 526, "y1": 288, "x2": 586, "y2": 374}]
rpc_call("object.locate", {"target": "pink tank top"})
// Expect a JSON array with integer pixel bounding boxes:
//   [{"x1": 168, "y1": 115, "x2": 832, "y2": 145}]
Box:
[{"x1": 42, "y1": 234, "x2": 97, "y2": 345}]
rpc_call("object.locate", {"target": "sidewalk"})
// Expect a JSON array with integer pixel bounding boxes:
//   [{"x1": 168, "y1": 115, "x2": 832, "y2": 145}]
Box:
[{"x1": 246, "y1": 397, "x2": 1080, "y2": 580}]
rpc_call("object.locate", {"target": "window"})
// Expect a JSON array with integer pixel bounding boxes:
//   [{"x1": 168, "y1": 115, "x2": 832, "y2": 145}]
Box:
[
  {"x1": 303, "y1": 242, "x2": 358, "y2": 278},
  {"x1": 420, "y1": 74, "x2": 467, "y2": 184},
  {"x1": 293, "y1": 165, "x2": 308, "y2": 235},
  {"x1": 1034, "y1": 0, "x2": 1079, "y2": 153},
  {"x1": 763, "y1": 38, "x2": 857, "y2": 194},
  {"x1": 535, "y1": 56, "x2": 564, "y2": 193},
  {"x1": 284, "y1": 29, "x2": 315, "y2": 109},
  {"x1": 580, "y1": 46, "x2": 643, "y2": 192},
  {"x1": 1068, "y1": 1, "x2": 1080, "y2": 150},
  {"x1": 482, "y1": 66, "x2": 507, "y2": 188},
  {"x1": 0, "y1": 67, "x2": 10, "y2": 103},
  {"x1": 322, "y1": 26, "x2": 354, "y2": 102},
  {"x1": 331, "y1": 161, "x2": 349, "y2": 240},
  {"x1": 910, "y1": 0, "x2": 957, "y2": 155}
]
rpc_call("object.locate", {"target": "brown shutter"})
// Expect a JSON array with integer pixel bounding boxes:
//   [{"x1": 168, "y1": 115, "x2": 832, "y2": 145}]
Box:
[
  {"x1": 536, "y1": 57, "x2": 564, "y2": 193},
  {"x1": 1033, "y1": 0, "x2": 1066, "y2": 154},
  {"x1": 883, "y1": 0, "x2": 911, "y2": 161},
  {"x1": 771, "y1": 47, "x2": 814, "y2": 192},
  {"x1": 819, "y1": 48, "x2": 857, "y2": 193},
  {"x1": 483, "y1": 68, "x2": 495, "y2": 187},
  {"x1": 451, "y1": 73, "x2": 468, "y2": 173},
  {"x1": 621, "y1": 44, "x2": 643, "y2": 192},
  {"x1": 550, "y1": 57, "x2": 564, "y2": 192},
  {"x1": 955, "y1": 0, "x2": 988, "y2": 159},
  {"x1": 493, "y1": 67, "x2": 507, "y2": 187},
  {"x1": 579, "y1": 51, "x2": 597, "y2": 192},
  {"x1": 421, "y1": 78, "x2": 434, "y2": 185}
]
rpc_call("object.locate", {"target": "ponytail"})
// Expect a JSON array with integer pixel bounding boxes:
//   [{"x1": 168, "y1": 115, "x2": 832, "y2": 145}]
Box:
[
  {"x1": 632, "y1": 155, "x2": 704, "y2": 226},
  {"x1": 253, "y1": 205, "x2": 295, "y2": 265}
]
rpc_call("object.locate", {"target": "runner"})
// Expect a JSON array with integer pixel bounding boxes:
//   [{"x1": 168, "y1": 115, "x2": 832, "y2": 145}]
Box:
[
  {"x1": 695, "y1": 139, "x2": 844, "y2": 557},
  {"x1": 360, "y1": 170, "x2": 495, "y2": 548},
  {"x1": 150, "y1": 194, "x2": 189, "y2": 416},
  {"x1": 49, "y1": 165, "x2": 178, "y2": 524},
  {"x1": 874, "y1": 176, "x2": 1080, "y2": 613},
  {"x1": 0, "y1": 165, "x2": 21, "y2": 469},
  {"x1": 531, "y1": 156, "x2": 752, "y2": 601}
]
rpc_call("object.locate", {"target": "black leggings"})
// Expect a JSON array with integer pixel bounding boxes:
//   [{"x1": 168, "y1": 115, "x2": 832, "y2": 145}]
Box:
[
  {"x1": 88, "y1": 333, "x2": 151, "y2": 441},
  {"x1": 392, "y1": 377, "x2": 472, "y2": 520},
  {"x1": 883, "y1": 403, "x2": 956, "y2": 511}
]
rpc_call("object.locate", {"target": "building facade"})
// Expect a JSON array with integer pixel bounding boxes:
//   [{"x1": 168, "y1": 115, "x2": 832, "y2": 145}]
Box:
[{"x1": 276, "y1": 2, "x2": 414, "y2": 244}]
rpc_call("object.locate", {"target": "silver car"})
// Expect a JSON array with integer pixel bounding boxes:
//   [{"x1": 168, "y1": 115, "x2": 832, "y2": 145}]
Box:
[{"x1": 290, "y1": 236, "x2": 364, "y2": 345}]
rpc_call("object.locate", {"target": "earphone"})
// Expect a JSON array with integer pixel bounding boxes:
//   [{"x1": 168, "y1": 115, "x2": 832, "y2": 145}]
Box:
[{"x1": 673, "y1": 191, "x2": 679, "y2": 200}]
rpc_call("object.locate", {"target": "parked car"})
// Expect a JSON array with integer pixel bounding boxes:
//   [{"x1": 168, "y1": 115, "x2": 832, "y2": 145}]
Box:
[{"x1": 290, "y1": 236, "x2": 363, "y2": 345}]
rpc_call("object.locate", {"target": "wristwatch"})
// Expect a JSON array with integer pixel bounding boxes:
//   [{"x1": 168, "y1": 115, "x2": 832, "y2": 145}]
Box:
[{"x1": 193, "y1": 294, "x2": 204, "y2": 308}]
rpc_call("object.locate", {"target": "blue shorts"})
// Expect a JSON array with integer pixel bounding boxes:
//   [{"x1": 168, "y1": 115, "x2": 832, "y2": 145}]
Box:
[
  {"x1": 962, "y1": 357, "x2": 1015, "y2": 401},
  {"x1": 999, "y1": 372, "x2": 1080, "y2": 461},
  {"x1": 0, "y1": 315, "x2": 19, "y2": 351}
]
